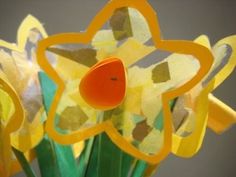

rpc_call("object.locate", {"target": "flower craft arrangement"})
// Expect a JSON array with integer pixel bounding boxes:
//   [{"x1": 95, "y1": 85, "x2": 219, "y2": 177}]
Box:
[{"x1": 0, "y1": 0, "x2": 235, "y2": 177}]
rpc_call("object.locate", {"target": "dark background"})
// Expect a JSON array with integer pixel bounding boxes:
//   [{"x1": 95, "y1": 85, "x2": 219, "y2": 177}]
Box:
[{"x1": 0, "y1": 0, "x2": 235, "y2": 177}]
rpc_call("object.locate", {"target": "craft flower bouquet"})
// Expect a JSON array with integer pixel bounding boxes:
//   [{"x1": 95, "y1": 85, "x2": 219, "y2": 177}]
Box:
[{"x1": 0, "y1": 0, "x2": 235, "y2": 177}]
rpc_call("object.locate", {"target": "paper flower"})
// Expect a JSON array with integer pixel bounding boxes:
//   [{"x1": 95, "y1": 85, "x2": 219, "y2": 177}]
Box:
[
  {"x1": 0, "y1": 15, "x2": 84, "y2": 177},
  {"x1": 36, "y1": 0, "x2": 234, "y2": 165},
  {"x1": 0, "y1": 15, "x2": 47, "y2": 176},
  {"x1": 0, "y1": 0, "x2": 235, "y2": 177}
]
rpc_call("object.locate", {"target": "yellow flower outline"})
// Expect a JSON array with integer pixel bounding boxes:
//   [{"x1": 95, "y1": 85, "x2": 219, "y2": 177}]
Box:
[
  {"x1": 0, "y1": 15, "x2": 47, "y2": 176},
  {"x1": 36, "y1": 0, "x2": 213, "y2": 164},
  {"x1": 172, "y1": 35, "x2": 236, "y2": 157}
]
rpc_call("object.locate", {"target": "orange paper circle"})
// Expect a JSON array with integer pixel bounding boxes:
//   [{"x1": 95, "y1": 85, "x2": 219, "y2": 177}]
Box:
[{"x1": 79, "y1": 57, "x2": 126, "y2": 110}]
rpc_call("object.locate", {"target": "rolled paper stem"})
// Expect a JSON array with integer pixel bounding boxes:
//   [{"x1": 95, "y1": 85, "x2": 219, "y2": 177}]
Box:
[
  {"x1": 77, "y1": 138, "x2": 95, "y2": 177},
  {"x1": 37, "y1": 72, "x2": 79, "y2": 177},
  {"x1": 12, "y1": 147, "x2": 37, "y2": 177},
  {"x1": 207, "y1": 94, "x2": 236, "y2": 134},
  {"x1": 143, "y1": 164, "x2": 159, "y2": 177},
  {"x1": 85, "y1": 111, "x2": 138, "y2": 177},
  {"x1": 130, "y1": 160, "x2": 148, "y2": 177}
]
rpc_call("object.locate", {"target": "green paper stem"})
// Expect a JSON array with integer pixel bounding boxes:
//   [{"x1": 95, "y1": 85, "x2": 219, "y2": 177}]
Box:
[
  {"x1": 77, "y1": 138, "x2": 95, "y2": 177},
  {"x1": 37, "y1": 72, "x2": 79, "y2": 177},
  {"x1": 12, "y1": 147, "x2": 37, "y2": 177},
  {"x1": 130, "y1": 160, "x2": 148, "y2": 177},
  {"x1": 84, "y1": 136, "x2": 99, "y2": 177}
]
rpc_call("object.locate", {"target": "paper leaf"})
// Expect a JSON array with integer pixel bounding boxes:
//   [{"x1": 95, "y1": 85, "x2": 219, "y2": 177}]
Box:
[
  {"x1": 130, "y1": 160, "x2": 148, "y2": 177},
  {"x1": 76, "y1": 138, "x2": 94, "y2": 177},
  {"x1": 12, "y1": 147, "x2": 37, "y2": 177},
  {"x1": 38, "y1": 72, "x2": 57, "y2": 113},
  {"x1": 38, "y1": 72, "x2": 80, "y2": 177},
  {"x1": 35, "y1": 136, "x2": 79, "y2": 177}
]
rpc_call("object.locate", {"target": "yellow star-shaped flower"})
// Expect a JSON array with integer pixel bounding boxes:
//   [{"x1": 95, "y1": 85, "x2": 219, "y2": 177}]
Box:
[{"x1": 36, "y1": 0, "x2": 217, "y2": 164}]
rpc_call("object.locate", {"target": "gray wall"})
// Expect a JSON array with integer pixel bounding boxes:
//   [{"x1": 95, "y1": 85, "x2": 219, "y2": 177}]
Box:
[{"x1": 0, "y1": 0, "x2": 235, "y2": 177}]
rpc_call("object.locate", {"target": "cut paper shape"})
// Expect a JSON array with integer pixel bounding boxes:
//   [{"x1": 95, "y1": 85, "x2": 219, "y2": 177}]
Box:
[
  {"x1": 55, "y1": 53, "x2": 89, "y2": 80},
  {"x1": 128, "y1": 7, "x2": 151, "y2": 44},
  {"x1": 139, "y1": 129, "x2": 163, "y2": 155},
  {"x1": 0, "y1": 14, "x2": 47, "y2": 153},
  {"x1": 0, "y1": 75, "x2": 24, "y2": 177},
  {"x1": 208, "y1": 94, "x2": 236, "y2": 133},
  {"x1": 47, "y1": 47, "x2": 98, "y2": 67},
  {"x1": 132, "y1": 120, "x2": 152, "y2": 142},
  {"x1": 0, "y1": 0, "x2": 235, "y2": 177},
  {"x1": 172, "y1": 96, "x2": 189, "y2": 131},
  {"x1": 12, "y1": 147, "x2": 37, "y2": 177},
  {"x1": 92, "y1": 30, "x2": 118, "y2": 53},
  {"x1": 111, "y1": 38, "x2": 155, "y2": 67},
  {"x1": 152, "y1": 62, "x2": 170, "y2": 83},
  {"x1": 36, "y1": 0, "x2": 214, "y2": 164},
  {"x1": 79, "y1": 57, "x2": 126, "y2": 110},
  {"x1": 58, "y1": 105, "x2": 89, "y2": 131},
  {"x1": 110, "y1": 7, "x2": 133, "y2": 41},
  {"x1": 124, "y1": 87, "x2": 143, "y2": 115},
  {"x1": 203, "y1": 44, "x2": 232, "y2": 85},
  {"x1": 10, "y1": 108, "x2": 44, "y2": 152},
  {"x1": 172, "y1": 35, "x2": 236, "y2": 158},
  {"x1": 38, "y1": 72, "x2": 82, "y2": 177}
]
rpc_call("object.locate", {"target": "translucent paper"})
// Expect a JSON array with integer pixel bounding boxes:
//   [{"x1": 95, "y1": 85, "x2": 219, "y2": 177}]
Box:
[{"x1": 0, "y1": 0, "x2": 235, "y2": 176}]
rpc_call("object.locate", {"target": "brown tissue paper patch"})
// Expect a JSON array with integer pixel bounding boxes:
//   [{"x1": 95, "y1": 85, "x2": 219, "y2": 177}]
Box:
[
  {"x1": 132, "y1": 119, "x2": 152, "y2": 141},
  {"x1": 152, "y1": 62, "x2": 170, "y2": 83},
  {"x1": 47, "y1": 48, "x2": 98, "y2": 67},
  {"x1": 172, "y1": 96, "x2": 189, "y2": 131},
  {"x1": 58, "y1": 105, "x2": 88, "y2": 131},
  {"x1": 110, "y1": 7, "x2": 133, "y2": 41}
]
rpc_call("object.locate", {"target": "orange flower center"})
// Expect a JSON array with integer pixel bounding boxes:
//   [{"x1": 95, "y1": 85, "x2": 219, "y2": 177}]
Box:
[{"x1": 79, "y1": 57, "x2": 126, "y2": 110}]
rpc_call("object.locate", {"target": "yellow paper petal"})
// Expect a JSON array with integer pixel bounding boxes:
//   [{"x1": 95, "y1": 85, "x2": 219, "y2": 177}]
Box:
[
  {"x1": 92, "y1": 30, "x2": 118, "y2": 54},
  {"x1": 11, "y1": 108, "x2": 44, "y2": 152},
  {"x1": 175, "y1": 109, "x2": 196, "y2": 136},
  {"x1": 167, "y1": 54, "x2": 200, "y2": 87},
  {"x1": 55, "y1": 55, "x2": 89, "y2": 80},
  {"x1": 0, "y1": 50, "x2": 21, "y2": 92},
  {"x1": 141, "y1": 86, "x2": 163, "y2": 126},
  {"x1": 172, "y1": 81, "x2": 214, "y2": 157},
  {"x1": 0, "y1": 89, "x2": 14, "y2": 176},
  {"x1": 194, "y1": 35, "x2": 211, "y2": 49},
  {"x1": 139, "y1": 129, "x2": 163, "y2": 154},
  {"x1": 128, "y1": 8, "x2": 151, "y2": 43},
  {"x1": 111, "y1": 38, "x2": 155, "y2": 67},
  {"x1": 123, "y1": 87, "x2": 143, "y2": 115},
  {"x1": 0, "y1": 15, "x2": 47, "y2": 53},
  {"x1": 0, "y1": 90, "x2": 15, "y2": 123},
  {"x1": 128, "y1": 66, "x2": 152, "y2": 87}
]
